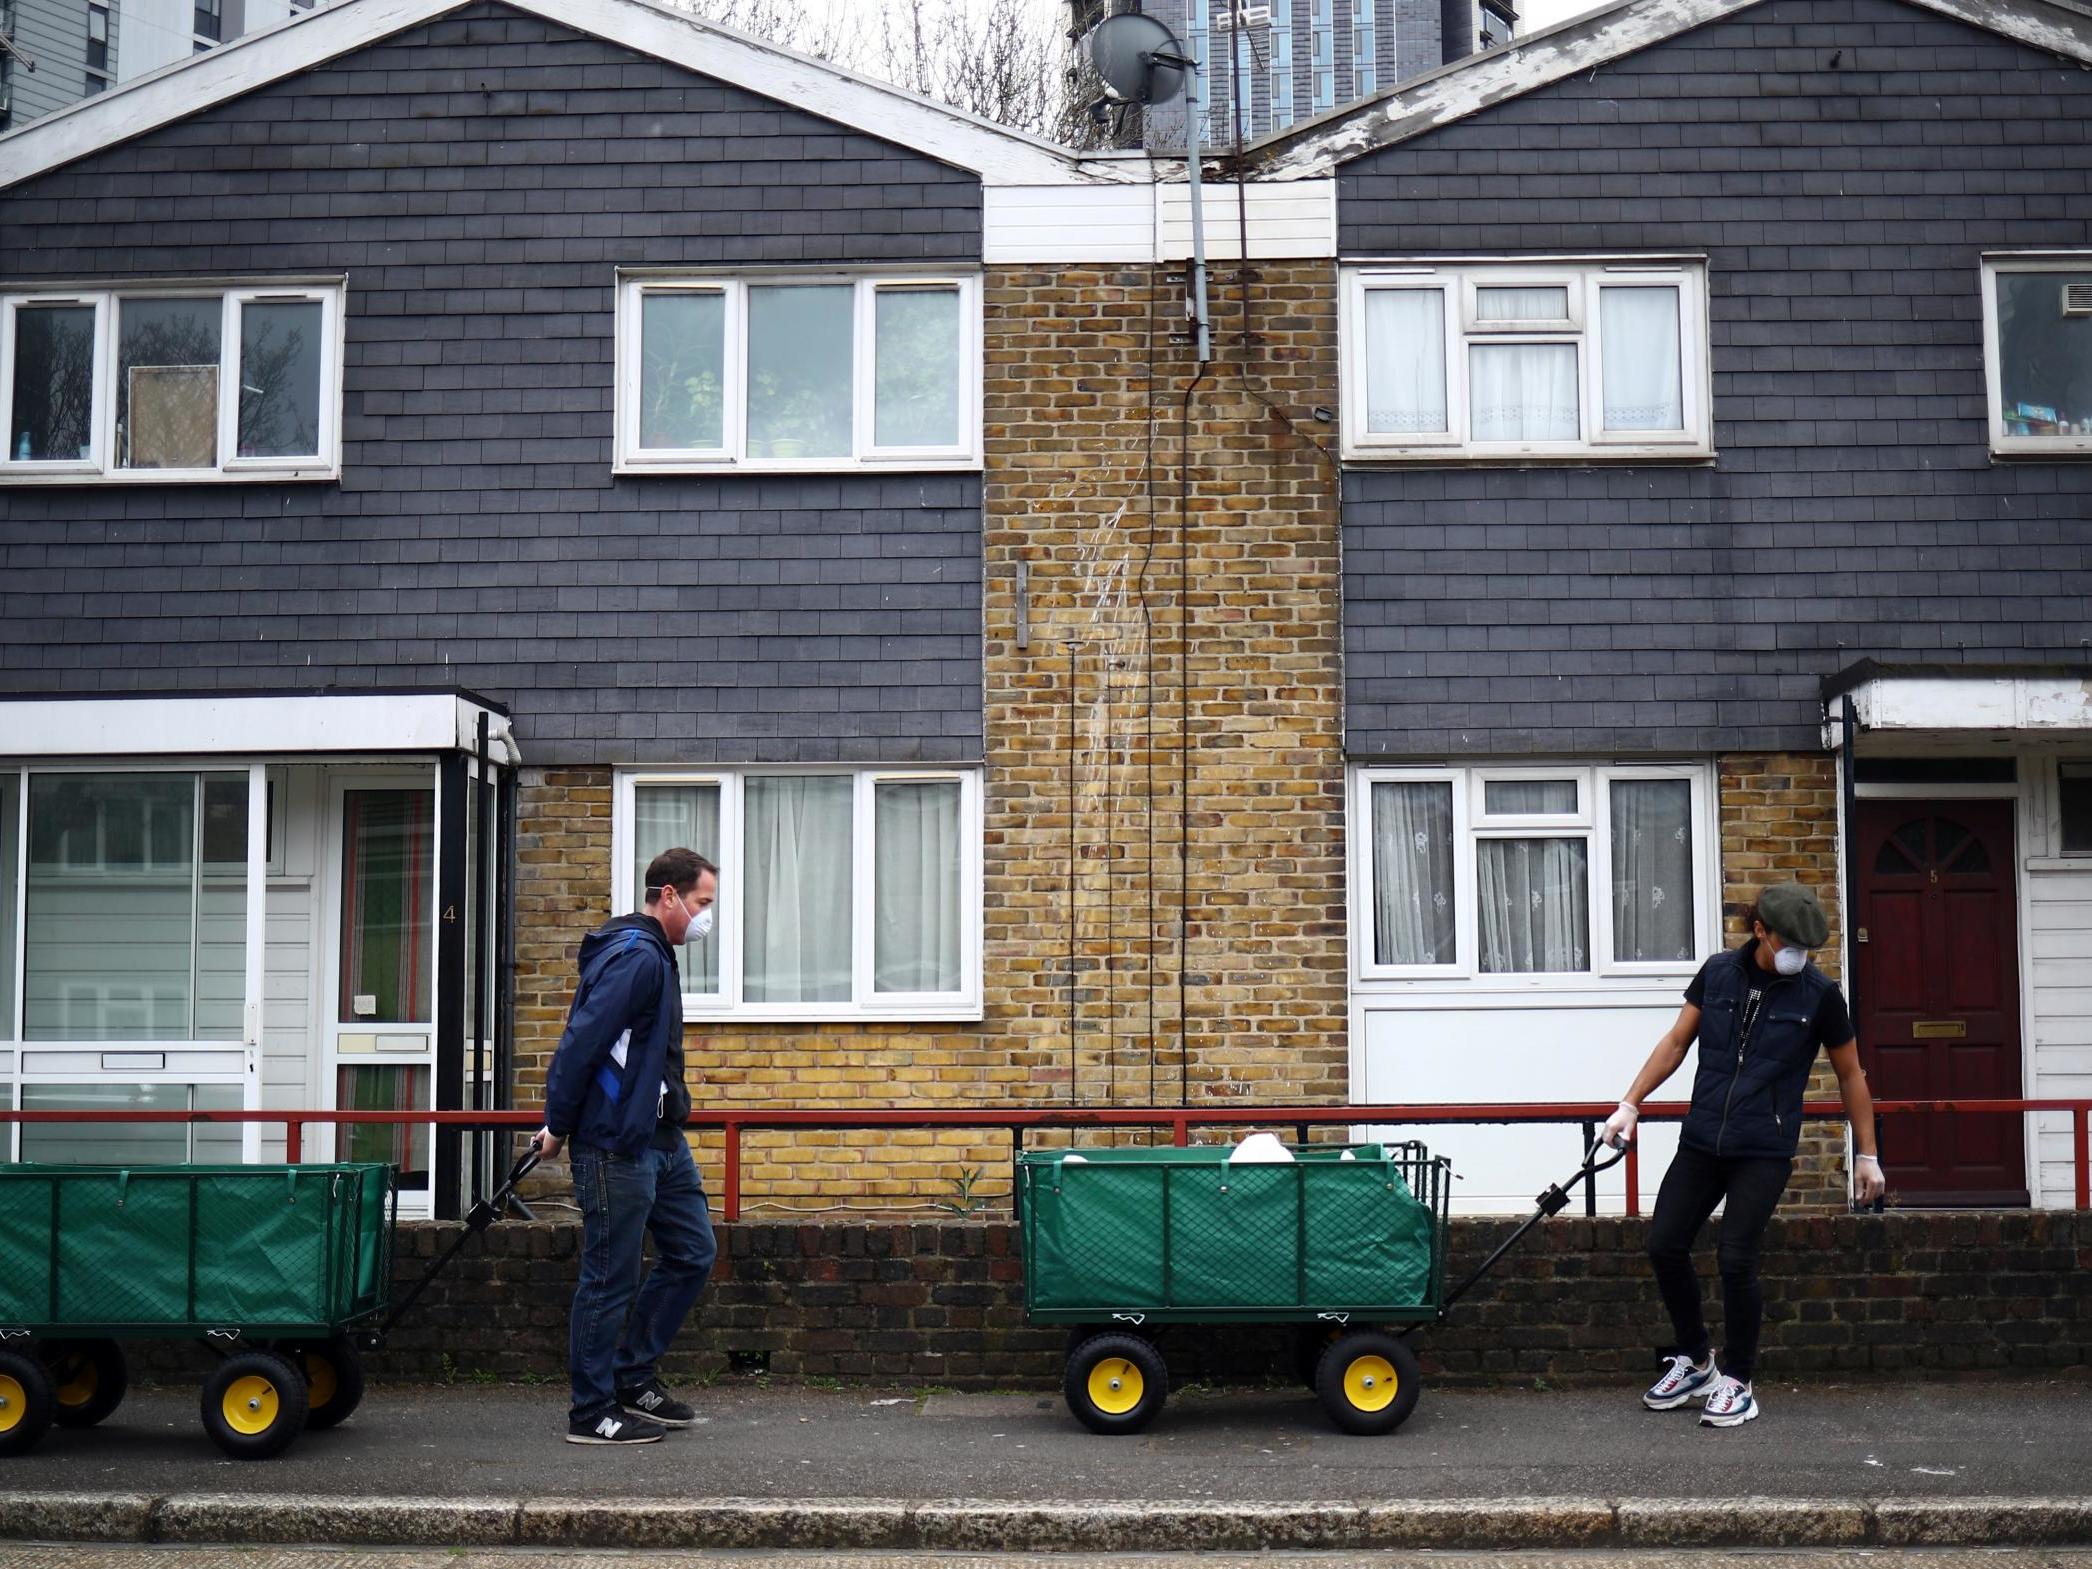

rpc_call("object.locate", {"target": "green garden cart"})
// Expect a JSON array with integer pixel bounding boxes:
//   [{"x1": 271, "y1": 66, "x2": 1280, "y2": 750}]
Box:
[
  {"x1": 1017, "y1": 1138, "x2": 1624, "y2": 1437},
  {"x1": 0, "y1": 1151, "x2": 534, "y2": 1460}
]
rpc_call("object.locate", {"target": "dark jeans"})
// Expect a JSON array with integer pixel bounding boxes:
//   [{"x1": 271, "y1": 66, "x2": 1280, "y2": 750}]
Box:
[
  {"x1": 568, "y1": 1136, "x2": 717, "y2": 1424},
  {"x1": 1646, "y1": 1142, "x2": 1791, "y2": 1384}
]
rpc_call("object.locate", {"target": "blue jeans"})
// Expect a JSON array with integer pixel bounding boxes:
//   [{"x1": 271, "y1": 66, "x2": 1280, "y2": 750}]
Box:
[{"x1": 568, "y1": 1137, "x2": 717, "y2": 1424}]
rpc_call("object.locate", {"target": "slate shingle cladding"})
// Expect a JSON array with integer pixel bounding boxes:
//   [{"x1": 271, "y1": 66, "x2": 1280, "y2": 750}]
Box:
[
  {"x1": 0, "y1": 3, "x2": 984, "y2": 766},
  {"x1": 1336, "y1": 0, "x2": 2092, "y2": 758}
]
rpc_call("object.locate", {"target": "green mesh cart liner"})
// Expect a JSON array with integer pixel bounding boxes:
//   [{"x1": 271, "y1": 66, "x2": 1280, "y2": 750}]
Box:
[
  {"x1": 1017, "y1": 1142, "x2": 1450, "y2": 1324},
  {"x1": 0, "y1": 1163, "x2": 394, "y2": 1338}
]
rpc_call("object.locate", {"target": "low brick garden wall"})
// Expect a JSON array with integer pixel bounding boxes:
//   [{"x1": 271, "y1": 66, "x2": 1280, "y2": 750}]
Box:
[{"x1": 365, "y1": 1210, "x2": 2091, "y2": 1388}]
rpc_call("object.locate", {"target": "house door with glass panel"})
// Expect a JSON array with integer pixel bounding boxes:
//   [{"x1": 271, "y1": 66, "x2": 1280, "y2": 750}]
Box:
[{"x1": 324, "y1": 774, "x2": 438, "y2": 1209}]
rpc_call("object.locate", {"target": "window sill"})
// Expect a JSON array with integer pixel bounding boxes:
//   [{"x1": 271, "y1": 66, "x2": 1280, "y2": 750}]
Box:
[
  {"x1": 1341, "y1": 447, "x2": 1717, "y2": 468},
  {"x1": 614, "y1": 458, "x2": 982, "y2": 477},
  {"x1": 682, "y1": 1003, "x2": 984, "y2": 1025},
  {"x1": 0, "y1": 466, "x2": 340, "y2": 486},
  {"x1": 2025, "y1": 857, "x2": 2092, "y2": 873},
  {"x1": 1990, "y1": 446, "x2": 2092, "y2": 462}
]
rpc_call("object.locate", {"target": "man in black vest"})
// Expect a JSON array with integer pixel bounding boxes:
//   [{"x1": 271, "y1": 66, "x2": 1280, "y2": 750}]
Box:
[{"x1": 1601, "y1": 882, "x2": 1883, "y2": 1428}]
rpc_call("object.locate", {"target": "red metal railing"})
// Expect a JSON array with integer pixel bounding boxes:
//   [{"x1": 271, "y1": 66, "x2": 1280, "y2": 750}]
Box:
[{"x1": 3, "y1": 1099, "x2": 2087, "y2": 1220}]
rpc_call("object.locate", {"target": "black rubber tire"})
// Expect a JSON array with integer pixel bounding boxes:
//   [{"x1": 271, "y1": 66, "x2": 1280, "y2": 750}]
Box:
[
  {"x1": 42, "y1": 1339, "x2": 128, "y2": 1429},
  {"x1": 0, "y1": 1349, "x2": 57, "y2": 1457},
  {"x1": 1315, "y1": 1328, "x2": 1422, "y2": 1437},
  {"x1": 201, "y1": 1349, "x2": 310, "y2": 1460},
  {"x1": 1063, "y1": 1331, "x2": 1168, "y2": 1436},
  {"x1": 288, "y1": 1335, "x2": 365, "y2": 1431}
]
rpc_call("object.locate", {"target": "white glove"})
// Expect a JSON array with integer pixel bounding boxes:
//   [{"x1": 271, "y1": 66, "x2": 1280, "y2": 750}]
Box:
[
  {"x1": 1853, "y1": 1152, "x2": 1886, "y2": 1204},
  {"x1": 1601, "y1": 1100, "x2": 1639, "y2": 1150}
]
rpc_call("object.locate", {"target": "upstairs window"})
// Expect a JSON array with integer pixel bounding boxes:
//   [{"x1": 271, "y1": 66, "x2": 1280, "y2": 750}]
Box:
[
  {"x1": 615, "y1": 273, "x2": 980, "y2": 473},
  {"x1": 1, "y1": 282, "x2": 343, "y2": 482},
  {"x1": 1982, "y1": 254, "x2": 2092, "y2": 456},
  {"x1": 1341, "y1": 259, "x2": 1711, "y2": 461}
]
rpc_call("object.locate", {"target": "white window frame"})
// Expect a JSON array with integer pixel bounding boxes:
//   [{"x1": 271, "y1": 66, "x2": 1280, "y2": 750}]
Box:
[
  {"x1": 0, "y1": 279, "x2": 345, "y2": 484},
  {"x1": 1351, "y1": 761, "x2": 1715, "y2": 989},
  {"x1": 615, "y1": 271, "x2": 982, "y2": 474},
  {"x1": 1340, "y1": 257, "x2": 1712, "y2": 462},
  {"x1": 613, "y1": 766, "x2": 983, "y2": 1021},
  {"x1": 1979, "y1": 252, "x2": 2092, "y2": 458}
]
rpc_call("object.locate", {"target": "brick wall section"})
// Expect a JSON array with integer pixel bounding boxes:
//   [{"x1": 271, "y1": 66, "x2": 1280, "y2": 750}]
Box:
[
  {"x1": 1718, "y1": 753, "x2": 1849, "y2": 1207},
  {"x1": 371, "y1": 1210, "x2": 2091, "y2": 1386},
  {"x1": 981, "y1": 261, "x2": 1348, "y2": 1129}
]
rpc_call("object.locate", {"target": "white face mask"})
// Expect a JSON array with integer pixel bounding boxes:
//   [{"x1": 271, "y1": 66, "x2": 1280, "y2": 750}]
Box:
[
  {"x1": 1773, "y1": 944, "x2": 1807, "y2": 976},
  {"x1": 688, "y1": 904, "x2": 714, "y2": 943}
]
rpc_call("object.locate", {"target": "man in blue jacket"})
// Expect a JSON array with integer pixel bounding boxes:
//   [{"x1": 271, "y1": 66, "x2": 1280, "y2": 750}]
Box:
[
  {"x1": 1601, "y1": 883, "x2": 1883, "y2": 1429},
  {"x1": 531, "y1": 847, "x2": 717, "y2": 1445}
]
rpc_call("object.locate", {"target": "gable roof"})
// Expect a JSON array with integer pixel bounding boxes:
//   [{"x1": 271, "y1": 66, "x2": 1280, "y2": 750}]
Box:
[
  {"x1": 1246, "y1": 0, "x2": 2092, "y2": 180},
  {"x1": 0, "y1": 0, "x2": 1134, "y2": 193}
]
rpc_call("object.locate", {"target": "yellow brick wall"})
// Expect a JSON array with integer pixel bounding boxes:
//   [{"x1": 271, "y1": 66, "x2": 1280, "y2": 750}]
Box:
[
  {"x1": 510, "y1": 260, "x2": 1352, "y2": 1214},
  {"x1": 1716, "y1": 752, "x2": 1853, "y2": 1208}
]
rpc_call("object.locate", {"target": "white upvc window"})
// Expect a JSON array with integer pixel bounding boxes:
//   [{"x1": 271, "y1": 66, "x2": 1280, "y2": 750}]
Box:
[
  {"x1": 1352, "y1": 762, "x2": 1714, "y2": 985},
  {"x1": 0, "y1": 281, "x2": 344, "y2": 482},
  {"x1": 613, "y1": 767, "x2": 983, "y2": 1020},
  {"x1": 615, "y1": 272, "x2": 981, "y2": 473},
  {"x1": 1980, "y1": 253, "x2": 2092, "y2": 456},
  {"x1": 1340, "y1": 258, "x2": 1712, "y2": 461}
]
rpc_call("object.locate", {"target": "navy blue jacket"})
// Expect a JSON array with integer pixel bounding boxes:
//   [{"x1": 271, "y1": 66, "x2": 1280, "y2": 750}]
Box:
[
  {"x1": 1679, "y1": 942, "x2": 1843, "y2": 1161},
  {"x1": 542, "y1": 914, "x2": 683, "y2": 1157}
]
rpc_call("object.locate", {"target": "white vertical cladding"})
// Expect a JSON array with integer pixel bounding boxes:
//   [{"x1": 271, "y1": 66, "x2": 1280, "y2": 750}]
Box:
[
  {"x1": 982, "y1": 179, "x2": 1336, "y2": 265},
  {"x1": 242, "y1": 761, "x2": 267, "y2": 1162},
  {"x1": 2021, "y1": 759, "x2": 2092, "y2": 1209}
]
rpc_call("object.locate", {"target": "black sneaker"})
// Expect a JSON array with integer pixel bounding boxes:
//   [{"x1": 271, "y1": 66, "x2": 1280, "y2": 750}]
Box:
[
  {"x1": 566, "y1": 1410, "x2": 666, "y2": 1445},
  {"x1": 617, "y1": 1378, "x2": 696, "y2": 1427}
]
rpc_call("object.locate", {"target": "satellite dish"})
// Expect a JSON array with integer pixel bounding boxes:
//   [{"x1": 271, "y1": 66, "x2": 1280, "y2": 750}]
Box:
[{"x1": 1084, "y1": 12, "x2": 1187, "y2": 105}]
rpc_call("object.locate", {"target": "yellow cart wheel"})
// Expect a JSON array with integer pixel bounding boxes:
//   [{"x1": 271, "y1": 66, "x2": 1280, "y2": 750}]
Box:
[
  {"x1": 287, "y1": 1335, "x2": 365, "y2": 1431},
  {"x1": 1062, "y1": 1331, "x2": 1167, "y2": 1436},
  {"x1": 1314, "y1": 1328, "x2": 1422, "y2": 1436},
  {"x1": 201, "y1": 1349, "x2": 309, "y2": 1460},
  {"x1": 43, "y1": 1339, "x2": 128, "y2": 1430},
  {"x1": 0, "y1": 1349, "x2": 56, "y2": 1457}
]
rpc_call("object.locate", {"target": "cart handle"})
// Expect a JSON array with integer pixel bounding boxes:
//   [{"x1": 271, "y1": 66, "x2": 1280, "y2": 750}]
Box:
[
  {"x1": 1431, "y1": 1142, "x2": 1628, "y2": 1323},
  {"x1": 365, "y1": 1148, "x2": 540, "y2": 1350}
]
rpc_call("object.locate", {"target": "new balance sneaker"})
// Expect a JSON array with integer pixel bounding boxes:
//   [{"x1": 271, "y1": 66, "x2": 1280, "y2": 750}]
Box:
[
  {"x1": 1699, "y1": 1374, "x2": 1760, "y2": 1428},
  {"x1": 617, "y1": 1378, "x2": 697, "y2": 1428},
  {"x1": 566, "y1": 1410, "x2": 667, "y2": 1445},
  {"x1": 1642, "y1": 1352, "x2": 1717, "y2": 1410}
]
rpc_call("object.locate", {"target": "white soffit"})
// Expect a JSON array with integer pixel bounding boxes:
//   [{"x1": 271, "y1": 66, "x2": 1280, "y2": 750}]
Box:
[
  {"x1": 0, "y1": 0, "x2": 1131, "y2": 193},
  {"x1": 1833, "y1": 676, "x2": 2092, "y2": 739},
  {"x1": 0, "y1": 693, "x2": 519, "y2": 763}
]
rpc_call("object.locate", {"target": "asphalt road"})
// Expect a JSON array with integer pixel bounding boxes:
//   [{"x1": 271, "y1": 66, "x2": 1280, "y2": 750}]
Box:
[{"x1": 3, "y1": 1376, "x2": 2086, "y2": 1503}]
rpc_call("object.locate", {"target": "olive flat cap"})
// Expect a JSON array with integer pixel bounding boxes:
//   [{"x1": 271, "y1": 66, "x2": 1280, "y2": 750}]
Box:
[{"x1": 1757, "y1": 882, "x2": 1830, "y2": 948}]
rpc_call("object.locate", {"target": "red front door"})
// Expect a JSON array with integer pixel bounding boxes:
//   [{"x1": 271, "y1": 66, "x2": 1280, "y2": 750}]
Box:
[{"x1": 1855, "y1": 800, "x2": 2026, "y2": 1206}]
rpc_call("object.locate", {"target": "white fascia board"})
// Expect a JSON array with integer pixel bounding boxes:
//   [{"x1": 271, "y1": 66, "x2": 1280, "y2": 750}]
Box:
[
  {"x1": 983, "y1": 178, "x2": 1336, "y2": 264},
  {"x1": 0, "y1": 0, "x2": 1132, "y2": 194},
  {"x1": 1844, "y1": 676, "x2": 2092, "y2": 735},
  {"x1": 1250, "y1": 0, "x2": 2092, "y2": 181},
  {"x1": 0, "y1": 693, "x2": 518, "y2": 763}
]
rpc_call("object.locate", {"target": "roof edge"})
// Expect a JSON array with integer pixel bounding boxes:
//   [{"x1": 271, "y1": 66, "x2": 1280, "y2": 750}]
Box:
[{"x1": 0, "y1": 0, "x2": 1136, "y2": 194}]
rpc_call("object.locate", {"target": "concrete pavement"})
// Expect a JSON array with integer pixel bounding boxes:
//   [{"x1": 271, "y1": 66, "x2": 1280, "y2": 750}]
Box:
[
  {"x1": 2, "y1": 1376, "x2": 2089, "y2": 1551},
  {"x1": 6, "y1": 1553, "x2": 2092, "y2": 1569}
]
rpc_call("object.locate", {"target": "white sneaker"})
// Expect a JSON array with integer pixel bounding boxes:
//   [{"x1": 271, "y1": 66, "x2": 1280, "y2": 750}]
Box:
[
  {"x1": 1642, "y1": 1352, "x2": 1716, "y2": 1410},
  {"x1": 1699, "y1": 1374, "x2": 1759, "y2": 1427}
]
